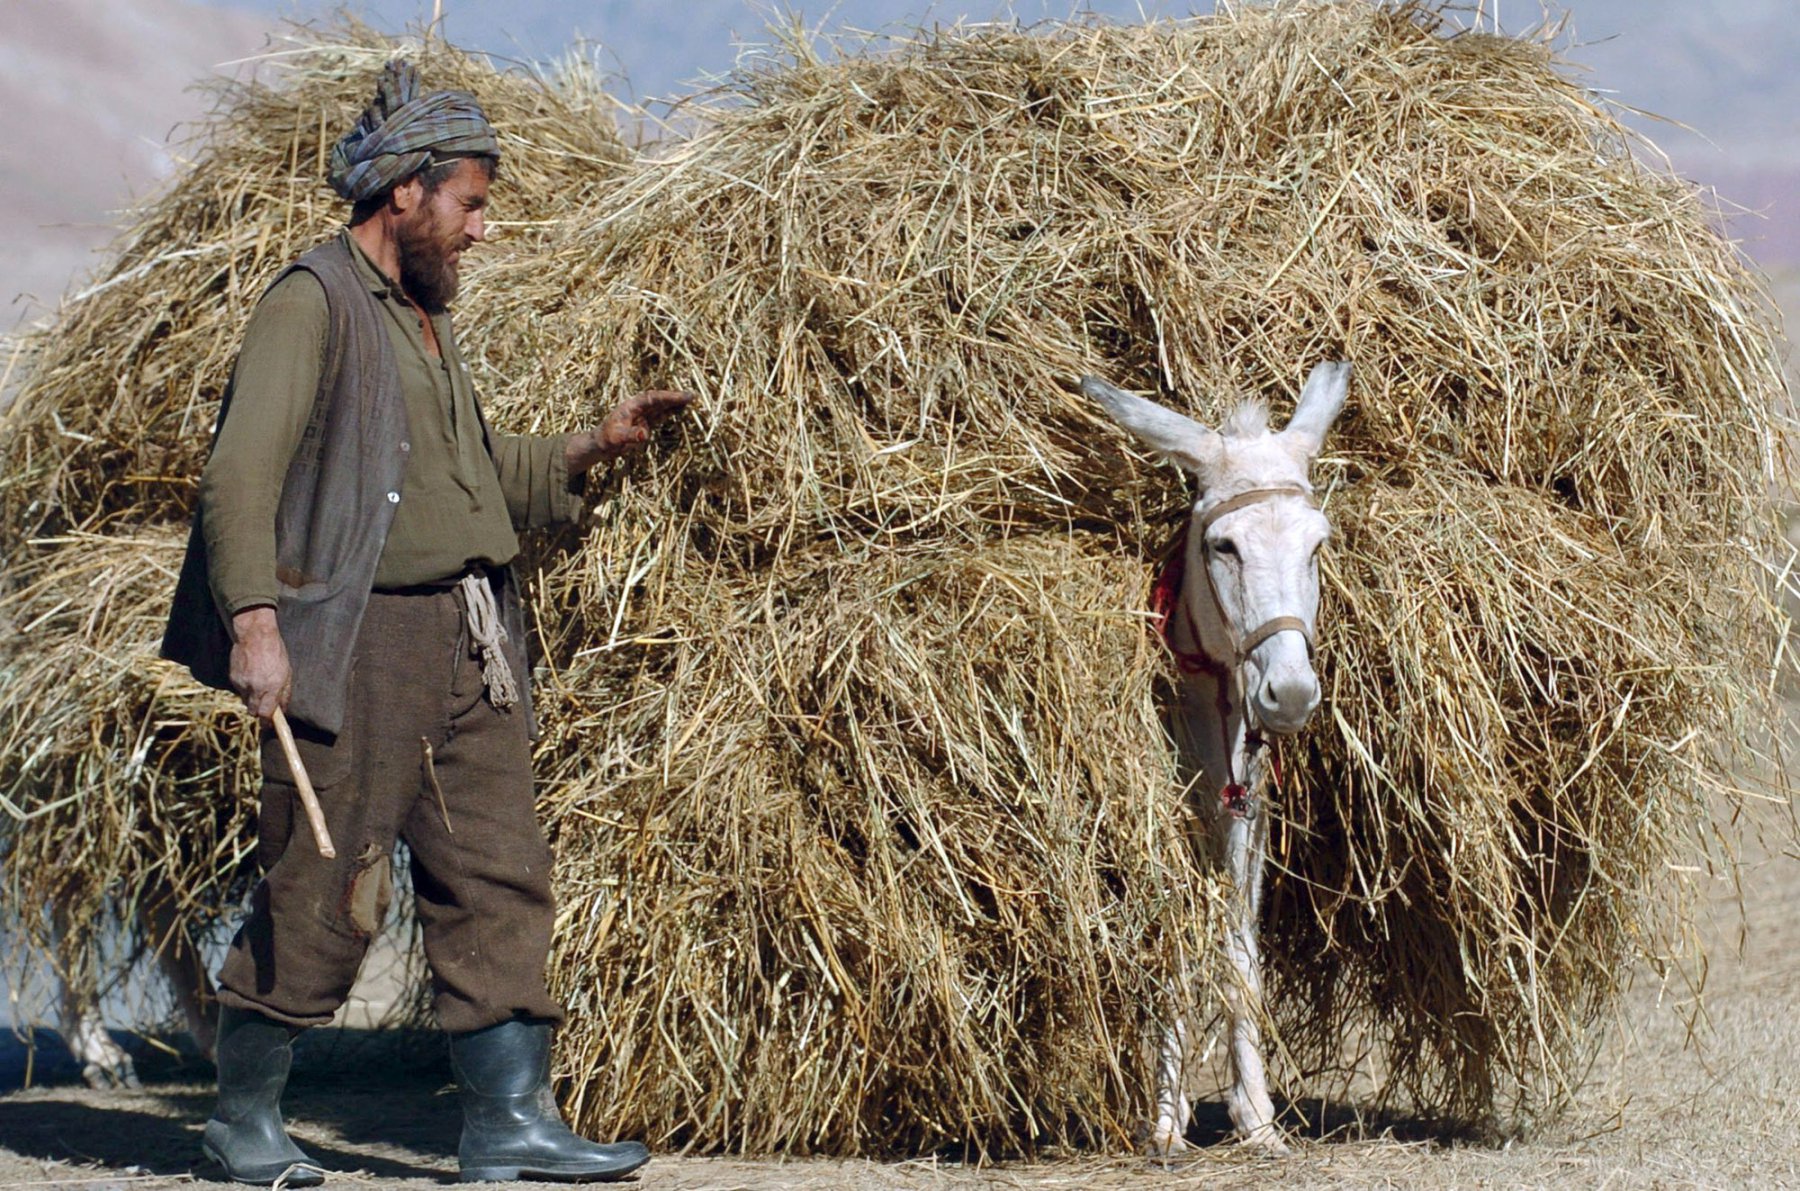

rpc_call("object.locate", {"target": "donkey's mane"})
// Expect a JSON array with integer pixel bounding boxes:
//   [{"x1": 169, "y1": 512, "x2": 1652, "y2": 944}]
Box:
[{"x1": 1220, "y1": 398, "x2": 1270, "y2": 440}]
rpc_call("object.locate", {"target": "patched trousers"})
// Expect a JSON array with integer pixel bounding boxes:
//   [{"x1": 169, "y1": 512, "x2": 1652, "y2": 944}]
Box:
[{"x1": 216, "y1": 583, "x2": 565, "y2": 1034}]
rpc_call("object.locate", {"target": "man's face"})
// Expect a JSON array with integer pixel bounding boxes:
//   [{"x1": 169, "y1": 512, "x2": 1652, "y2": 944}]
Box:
[{"x1": 397, "y1": 157, "x2": 489, "y2": 314}]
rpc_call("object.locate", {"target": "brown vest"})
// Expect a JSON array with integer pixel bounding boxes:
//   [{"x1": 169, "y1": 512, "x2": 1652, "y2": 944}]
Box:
[{"x1": 161, "y1": 236, "x2": 535, "y2": 737}]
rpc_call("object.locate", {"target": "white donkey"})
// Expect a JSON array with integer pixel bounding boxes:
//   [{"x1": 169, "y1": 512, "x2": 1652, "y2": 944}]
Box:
[
  {"x1": 1082, "y1": 361, "x2": 1350, "y2": 1154},
  {"x1": 51, "y1": 896, "x2": 218, "y2": 1087}
]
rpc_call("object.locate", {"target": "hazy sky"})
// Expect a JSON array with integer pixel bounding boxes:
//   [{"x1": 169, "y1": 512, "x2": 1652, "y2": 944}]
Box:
[
  {"x1": 202, "y1": 2, "x2": 1206, "y2": 104},
  {"x1": 190, "y1": 0, "x2": 1796, "y2": 155},
  {"x1": 8, "y1": 0, "x2": 1792, "y2": 319}
]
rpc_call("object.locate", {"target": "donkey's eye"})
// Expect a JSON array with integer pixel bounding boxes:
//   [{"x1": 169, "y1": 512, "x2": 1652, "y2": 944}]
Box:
[{"x1": 1210, "y1": 538, "x2": 1239, "y2": 557}]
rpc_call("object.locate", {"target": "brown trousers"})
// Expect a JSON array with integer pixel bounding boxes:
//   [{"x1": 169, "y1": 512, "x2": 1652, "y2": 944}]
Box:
[{"x1": 216, "y1": 585, "x2": 565, "y2": 1034}]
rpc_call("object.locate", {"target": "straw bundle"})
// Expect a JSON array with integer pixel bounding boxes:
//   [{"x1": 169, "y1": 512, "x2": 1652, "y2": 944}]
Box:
[
  {"x1": 0, "y1": 531, "x2": 255, "y2": 988},
  {"x1": 534, "y1": 536, "x2": 1220, "y2": 1152},
  {"x1": 0, "y1": 0, "x2": 1787, "y2": 1157},
  {"x1": 469, "y1": 0, "x2": 1784, "y2": 1146}
]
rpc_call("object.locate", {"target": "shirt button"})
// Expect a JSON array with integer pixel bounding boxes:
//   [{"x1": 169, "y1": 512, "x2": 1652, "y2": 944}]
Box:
[
  {"x1": 400, "y1": 441, "x2": 411, "y2": 452},
  {"x1": 386, "y1": 491, "x2": 400, "y2": 504}
]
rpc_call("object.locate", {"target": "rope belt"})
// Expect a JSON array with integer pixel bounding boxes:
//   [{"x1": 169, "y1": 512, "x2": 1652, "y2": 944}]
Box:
[{"x1": 457, "y1": 571, "x2": 519, "y2": 712}]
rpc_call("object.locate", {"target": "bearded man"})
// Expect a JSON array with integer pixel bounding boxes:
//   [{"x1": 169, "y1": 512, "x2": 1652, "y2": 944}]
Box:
[{"x1": 162, "y1": 62, "x2": 688, "y2": 1186}]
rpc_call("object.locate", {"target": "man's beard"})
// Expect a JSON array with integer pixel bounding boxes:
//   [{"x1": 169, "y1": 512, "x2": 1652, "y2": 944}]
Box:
[{"x1": 397, "y1": 212, "x2": 463, "y2": 314}]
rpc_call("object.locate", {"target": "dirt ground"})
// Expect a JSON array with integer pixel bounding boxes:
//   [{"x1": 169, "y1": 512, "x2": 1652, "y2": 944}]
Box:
[{"x1": 0, "y1": 818, "x2": 1794, "y2": 1191}]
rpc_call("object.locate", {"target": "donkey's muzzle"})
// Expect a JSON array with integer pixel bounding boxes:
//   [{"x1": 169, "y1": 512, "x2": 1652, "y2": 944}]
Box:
[{"x1": 1250, "y1": 649, "x2": 1321, "y2": 735}]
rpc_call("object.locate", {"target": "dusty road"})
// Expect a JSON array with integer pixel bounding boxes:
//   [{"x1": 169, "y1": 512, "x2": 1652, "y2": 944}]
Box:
[{"x1": 0, "y1": 819, "x2": 1795, "y2": 1190}]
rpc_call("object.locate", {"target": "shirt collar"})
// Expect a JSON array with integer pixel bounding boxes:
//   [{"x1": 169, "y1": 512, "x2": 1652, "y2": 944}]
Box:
[
  {"x1": 340, "y1": 228, "x2": 403, "y2": 300},
  {"x1": 338, "y1": 229, "x2": 458, "y2": 349}
]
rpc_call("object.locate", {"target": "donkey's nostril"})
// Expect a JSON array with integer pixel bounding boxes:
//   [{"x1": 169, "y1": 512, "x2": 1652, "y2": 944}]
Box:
[{"x1": 1258, "y1": 672, "x2": 1321, "y2": 729}]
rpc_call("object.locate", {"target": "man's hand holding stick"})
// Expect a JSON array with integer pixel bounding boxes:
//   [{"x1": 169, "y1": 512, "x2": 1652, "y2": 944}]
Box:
[{"x1": 231, "y1": 606, "x2": 335, "y2": 859}]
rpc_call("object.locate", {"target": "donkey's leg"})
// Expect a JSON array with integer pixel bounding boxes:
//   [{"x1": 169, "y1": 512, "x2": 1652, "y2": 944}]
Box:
[
  {"x1": 140, "y1": 894, "x2": 218, "y2": 1061},
  {"x1": 62, "y1": 998, "x2": 140, "y2": 1089},
  {"x1": 1144, "y1": 671, "x2": 1221, "y2": 1154},
  {"x1": 1147, "y1": 1017, "x2": 1194, "y2": 1155},
  {"x1": 1220, "y1": 810, "x2": 1285, "y2": 1152},
  {"x1": 50, "y1": 900, "x2": 140, "y2": 1090}
]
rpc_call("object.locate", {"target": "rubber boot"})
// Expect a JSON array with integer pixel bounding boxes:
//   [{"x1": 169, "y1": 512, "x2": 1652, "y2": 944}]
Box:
[
  {"x1": 200, "y1": 1007, "x2": 326, "y2": 1186},
  {"x1": 449, "y1": 1020, "x2": 649, "y2": 1183}
]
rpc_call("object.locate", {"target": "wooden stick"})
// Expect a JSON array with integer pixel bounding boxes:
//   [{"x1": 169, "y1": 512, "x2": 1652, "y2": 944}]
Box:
[{"x1": 271, "y1": 707, "x2": 336, "y2": 859}]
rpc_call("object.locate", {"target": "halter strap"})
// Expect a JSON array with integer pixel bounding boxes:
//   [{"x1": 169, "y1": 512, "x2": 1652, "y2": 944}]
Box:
[
  {"x1": 1239, "y1": 614, "x2": 1313, "y2": 660},
  {"x1": 1197, "y1": 485, "x2": 1317, "y2": 533}
]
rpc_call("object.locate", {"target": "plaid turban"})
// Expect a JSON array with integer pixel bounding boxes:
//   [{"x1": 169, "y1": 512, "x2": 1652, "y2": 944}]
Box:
[{"x1": 328, "y1": 60, "x2": 500, "y2": 202}]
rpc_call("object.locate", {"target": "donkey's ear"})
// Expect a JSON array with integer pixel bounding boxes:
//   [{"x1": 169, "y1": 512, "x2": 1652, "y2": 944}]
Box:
[
  {"x1": 1281, "y1": 361, "x2": 1351, "y2": 459},
  {"x1": 1080, "y1": 375, "x2": 1222, "y2": 478}
]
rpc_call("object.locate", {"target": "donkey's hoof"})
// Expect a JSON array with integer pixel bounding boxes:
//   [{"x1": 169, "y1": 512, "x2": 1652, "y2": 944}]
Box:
[
  {"x1": 80, "y1": 1057, "x2": 141, "y2": 1090},
  {"x1": 1238, "y1": 1124, "x2": 1291, "y2": 1156},
  {"x1": 1142, "y1": 1126, "x2": 1191, "y2": 1158}
]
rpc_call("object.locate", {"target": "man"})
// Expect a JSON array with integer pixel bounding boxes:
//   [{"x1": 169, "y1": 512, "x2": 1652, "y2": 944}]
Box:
[{"x1": 162, "y1": 61, "x2": 690, "y2": 1186}]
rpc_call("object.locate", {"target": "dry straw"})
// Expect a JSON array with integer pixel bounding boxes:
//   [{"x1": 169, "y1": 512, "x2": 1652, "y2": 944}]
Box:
[
  {"x1": 1, "y1": 0, "x2": 1790, "y2": 1157},
  {"x1": 0, "y1": 530, "x2": 255, "y2": 1000},
  {"x1": 488, "y1": 0, "x2": 1790, "y2": 1147}
]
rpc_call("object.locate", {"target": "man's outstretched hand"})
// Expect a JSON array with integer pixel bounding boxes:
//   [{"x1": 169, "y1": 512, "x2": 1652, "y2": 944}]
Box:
[{"x1": 566, "y1": 389, "x2": 696, "y2": 475}]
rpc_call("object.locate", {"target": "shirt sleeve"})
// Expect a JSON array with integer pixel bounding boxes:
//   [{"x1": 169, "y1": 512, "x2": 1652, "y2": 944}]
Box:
[
  {"x1": 489, "y1": 432, "x2": 587, "y2": 530},
  {"x1": 198, "y1": 270, "x2": 329, "y2": 616}
]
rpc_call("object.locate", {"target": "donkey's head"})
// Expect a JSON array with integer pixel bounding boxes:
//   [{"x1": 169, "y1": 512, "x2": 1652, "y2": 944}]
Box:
[{"x1": 1083, "y1": 362, "x2": 1350, "y2": 734}]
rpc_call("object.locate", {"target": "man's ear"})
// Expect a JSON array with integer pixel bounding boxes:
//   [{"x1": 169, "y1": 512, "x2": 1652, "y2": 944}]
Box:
[{"x1": 389, "y1": 175, "x2": 426, "y2": 215}]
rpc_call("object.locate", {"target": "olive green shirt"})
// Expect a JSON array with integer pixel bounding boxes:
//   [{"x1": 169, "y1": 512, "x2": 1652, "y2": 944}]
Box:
[{"x1": 200, "y1": 232, "x2": 580, "y2": 614}]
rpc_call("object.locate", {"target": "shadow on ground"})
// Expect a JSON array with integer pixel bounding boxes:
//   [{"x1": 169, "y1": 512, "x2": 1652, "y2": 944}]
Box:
[
  {"x1": 0, "y1": 1092, "x2": 210, "y2": 1174},
  {"x1": 0, "y1": 1028, "x2": 460, "y2": 1181},
  {"x1": 1174, "y1": 1096, "x2": 1463, "y2": 1150}
]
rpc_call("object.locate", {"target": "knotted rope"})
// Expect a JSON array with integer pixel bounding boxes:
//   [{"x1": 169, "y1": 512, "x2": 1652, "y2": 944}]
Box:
[{"x1": 458, "y1": 572, "x2": 518, "y2": 711}]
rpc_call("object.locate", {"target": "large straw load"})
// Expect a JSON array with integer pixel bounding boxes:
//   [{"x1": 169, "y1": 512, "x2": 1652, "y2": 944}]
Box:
[
  {"x1": 0, "y1": 25, "x2": 629, "y2": 1008},
  {"x1": 1, "y1": 0, "x2": 1788, "y2": 1158}
]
